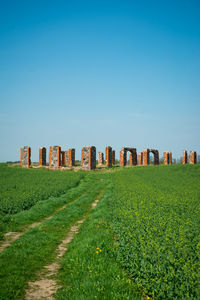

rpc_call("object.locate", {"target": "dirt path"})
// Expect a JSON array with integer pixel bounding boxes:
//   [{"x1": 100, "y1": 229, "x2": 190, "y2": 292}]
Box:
[
  {"x1": 25, "y1": 191, "x2": 103, "y2": 300},
  {"x1": 0, "y1": 188, "x2": 92, "y2": 253}
]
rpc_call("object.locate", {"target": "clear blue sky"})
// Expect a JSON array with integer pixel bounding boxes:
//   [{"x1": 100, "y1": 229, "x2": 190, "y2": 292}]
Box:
[{"x1": 0, "y1": 0, "x2": 200, "y2": 162}]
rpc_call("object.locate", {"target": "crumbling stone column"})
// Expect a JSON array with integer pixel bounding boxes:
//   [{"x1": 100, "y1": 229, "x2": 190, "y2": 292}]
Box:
[
  {"x1": 81, "y1": 146, "x2": 96, "y2": 170},
  {"x1": 61, "y1": 151, "x2": 66, "y2": 166},
  {"x1": 163, "y1": 152, "x2": 172, "y2": 165},
  {"x1": 112, "y1": 150, "x2": 115, "y2": 165},
  {"x1": 39, "y1": 147, "x2": 46, "y2": 166},
  {"x1": 20, "y1": 146, "x2": 31, "y2": 168},
  {"x1": 189, "y1": 151, "x2": 197, "y2": 164},
  {"x1": 143, "y1": 149, "x2": 150, "y2": 165},
  {"x1": 68, "y1": 148, "x2": 75, "y2": 167},
  {"x1": 138, "y1": 152, "x2": 143, "y2": 165},
  {"x1": 129, "y1": 150, "x2": 137, "y2": 166},
  {"x1": 120, "y1": 148, "x2": 127, "y2": 166},
  {"x1": 98, "y1": 152, "x2": 104, "y2": 165},
  {"x1": 182, "y1": 150, "x2": 187, "y2": 164},
  {"x1": 105, "y1": 146, "x2": 113, "y2": 167},
  {"x1": 49, "y1": 146, "x2": 61, "y2": 168}
]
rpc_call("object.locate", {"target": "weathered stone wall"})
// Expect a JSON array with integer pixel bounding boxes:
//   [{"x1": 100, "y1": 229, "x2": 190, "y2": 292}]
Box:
[
  {"x1": 49, "y1": 146, "x2": 61, "y2": 168},
  {"x1": 98, "y1": 152, "x2": 104, "y2": 165},
  {"x1": 120, "y1": 147, "x2": 137, "y2": 166},
  {"x1": 112, "y1": 150, "x2": 115, "y2": 165},
  {"x1": 163, "y1": 151, "x2": 172, "y2": 165},
  {"x1": 143, "y1": 149, "x2": 159, "y2": 165},
  {"x1": 39, "y1": 147, "x2": 46, "y2": 166},
  {"x1": 20, "y1": 146, "x2": 31, "y2": 168},
  {"x1": 182, "y1": 150, "x2": 187, "y2": 164},
  {"x1": 105, "y1": 146, "x2": 112, "y2": 167},
  {"x1": 81, "y1": 146, "x2": 96, "y2": 170},
  {"x1": 68, "y1": 148, "x2": 75, "y2": 167},
  {"x1": 138, "y1": 152, "x2": 143, "y2": 165},
  {"x1": 61, "y1": 151, "x2": 65, "y2": 166},
  {"x1": 189, "y1": 151, "x2": 197, "y2": 164}
]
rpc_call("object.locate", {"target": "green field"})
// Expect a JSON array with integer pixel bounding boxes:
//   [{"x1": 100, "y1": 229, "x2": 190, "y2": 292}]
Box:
[{"x1": 0, "y1": 163, "x2": 200, "y2": 299}]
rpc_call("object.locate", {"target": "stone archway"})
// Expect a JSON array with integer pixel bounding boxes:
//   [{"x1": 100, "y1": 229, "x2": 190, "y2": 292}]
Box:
[
  {"x1": 120, "y1": 147, "x2": 137, "y2": 166},
  {"x1": 143, "y1": 149, "x2": 159, "y2": 165}
]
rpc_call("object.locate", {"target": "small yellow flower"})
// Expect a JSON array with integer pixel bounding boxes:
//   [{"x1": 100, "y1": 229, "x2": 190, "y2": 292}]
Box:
[
  {"x1": 99, "y1": 249, "x2": 102, "y2": 252},
  {"x1": 97, "y1": 247, "x2": 100, "y2": 250},
  {"x1": 146, "y1": 296, "x2": 150, "y2": 300},
  {"x1": 96, "y1": 251, "x2": 99, "y2": 254},
  {"x1": 89, "y1": 270, "x2": 92, "y2": 272},
  {"x1": 94, "y1": 296, "x2": 97, "y2": 298}
]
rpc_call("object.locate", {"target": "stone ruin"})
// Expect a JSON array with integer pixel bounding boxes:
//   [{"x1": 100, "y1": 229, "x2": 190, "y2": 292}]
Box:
[
  {"x1": 189, "y1": 151, "x2": 197, "y2": 164},
  {"x1": 112, "y1": 150, "x2": 115, "y2": 165},
  {"x1": 143, "y1": 149, "x2": 159, "y2": 165},
  {"x1": 98, "y1": 152, "x2": 104, "y2": 165},
  {"x1": 182, "y1": 150, "x2": 187, "y2": 164},
  {"x1": 105, "y1": 146, "x2": 113, "y2": 167},
  {"x1": 182, "y1": 150, "x2": 197, "y2": 164},
  {"x1": 39, "y1": 147, "x2": 46, "y2": 166},
  {"x1": 81, "y1": 146, "x2": 96, "y2": 170},
  {"x1": 163, "y1": 151, "x2": 172, "y2": 165},
  {"x1": 20, "y1": 146, "x2": 31, "y2": 168},
  {"x1": 120, "y1": 147, "x2": 137, "y2": 166},
  {"x1": 49, "y1": 146, "x2": 61, "y2": 168},
  {"x1": 68, "y1": 148, "x2": 75, "y2": 167},
  {"x1": 20, "y1": 145, "x2": 198, "y2": 169},
  {"x1": 138, "y1": 152, "x2": 143, "y2": 165}
]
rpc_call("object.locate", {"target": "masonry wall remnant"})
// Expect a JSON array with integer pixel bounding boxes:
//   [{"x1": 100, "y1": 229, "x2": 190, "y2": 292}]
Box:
[
  {"x1": 163, "y1": 151, "x2": 172, "y2": 165},
  {"x1": 182, "y1": 150, "x2": 187, "y2": 164},
  {"x1": 189, "y1": 151, "x2": 197, "y2": 164},
  {"x1": 120, "y1": 147, "x2": 137, "y2": 166},
  {"x1": 39, "y1": 147, "x2": 46, "y2": 166},
  {"x1": 138, "y1": 152, "x2": 143, "y2": 165},
  {"x1": 105, "y1": 146, "x2": 113, "y2": 167},
  {"x1": 112, "y1": 150, "x2": 115, "y2": 165},
  {"x1": 143, "y1": 149, "x2": 159, "y2": 165},
  {"x1": 98, "y1": 152, "x2": 104, "y2": 165},
  {"x1": 81, "y1": 146, "x2": 96, "y2": 170},
  {"x1": 49, "y1": 146, "x2": 61, "y2": 168},
  {"x1": 20, "y1": 146, "x2": 31, "y2": 168},
  {"x1": 68, "y1": 148, "x2": 75, "y2": 167},
  {"x1": 61, "y1": 151, "x2": 65, "y2": 166}
]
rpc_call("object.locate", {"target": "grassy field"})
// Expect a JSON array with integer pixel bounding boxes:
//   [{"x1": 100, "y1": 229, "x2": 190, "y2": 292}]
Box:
[{"x1": 0, "y1": 163, "x2": 199, "y2": 299}]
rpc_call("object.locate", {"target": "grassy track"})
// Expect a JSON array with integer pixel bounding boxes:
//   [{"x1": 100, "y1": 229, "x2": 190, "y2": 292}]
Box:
[
  {"x1": 55, "y1": 176, "x2": 141, "y2": 300},
  {"x1": 0, "y1": 175, "x2": 96, "y2": 237},
  {"x1": 0, "y1": 176, "x2": 106, "y2": 299}
]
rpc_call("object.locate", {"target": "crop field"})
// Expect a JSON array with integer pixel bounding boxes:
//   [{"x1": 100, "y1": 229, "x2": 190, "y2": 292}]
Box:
[{"x1": 0, "y1": 163, "x2": 200, "y2": 299}]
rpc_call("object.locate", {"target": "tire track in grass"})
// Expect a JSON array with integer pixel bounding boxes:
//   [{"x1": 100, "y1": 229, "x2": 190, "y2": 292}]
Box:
[
  {"x1": 0, "y1": 181, "x2": 96, "y2": 253},
  {"x1": 25, "y1": 190, "x2": 104, "y2": 300}
]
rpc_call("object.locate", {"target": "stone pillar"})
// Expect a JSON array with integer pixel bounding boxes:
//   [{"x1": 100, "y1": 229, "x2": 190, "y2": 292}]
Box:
[
  {"x1": 163, "y1": 152, "x2": 172, "y2": 165},
  {"x1": 138, "y1": 152, "x2": 143, "y2": 165},
  {"x1": 39, "y1": 147, "x2": 46, "y2": 166},
  {"x1": 49, "y1": 146, "x2": 61, "y2": 168},
  {"x1": 68, "y1": 148, "x2": 75, "y2": 167},
  {"x1": 105, "y1": 146, "x2": 113, "y2": 167},
  {"x1": 143, "y1": 149, "x2": 150, "y2": 165},
  {"x1": 81, "y1": 146, "x2": 96, "y2": 170},
  {"x1": 189, "y1": 151, "x2": 197, "y2": 164},
  {"x1": 60, "y1": 151, "x2": 65, "y2": 166},
  {"x1": 168, "y1": 152, "x2": 172, "y2": 164},
  {"x1": 98, "y1": 152, "x2": 104, "y2": 165},
  {"x1": 112, "y1": 150, "x2": 115, "y2": 165},
  {"x1": 20, "y1": 146, "x2": 31, "y2": 168},
  {"x1": 129, "y1": 150, "x2": 137, "y2": 166},
  {"x1": 120, "y1": 148, "x2": 127, "y2": 166},
  {"x1": 182, "y1": 150, "x2": 187, "y2": 164},
  {"x1": 63, "y1": 151, "x2": 67, "y2": 166}
]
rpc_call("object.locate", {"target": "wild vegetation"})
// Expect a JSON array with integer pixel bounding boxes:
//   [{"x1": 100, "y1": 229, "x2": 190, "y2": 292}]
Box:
[{"x1": 0, "y1": 163, "x2": 199, "y2": 299}]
